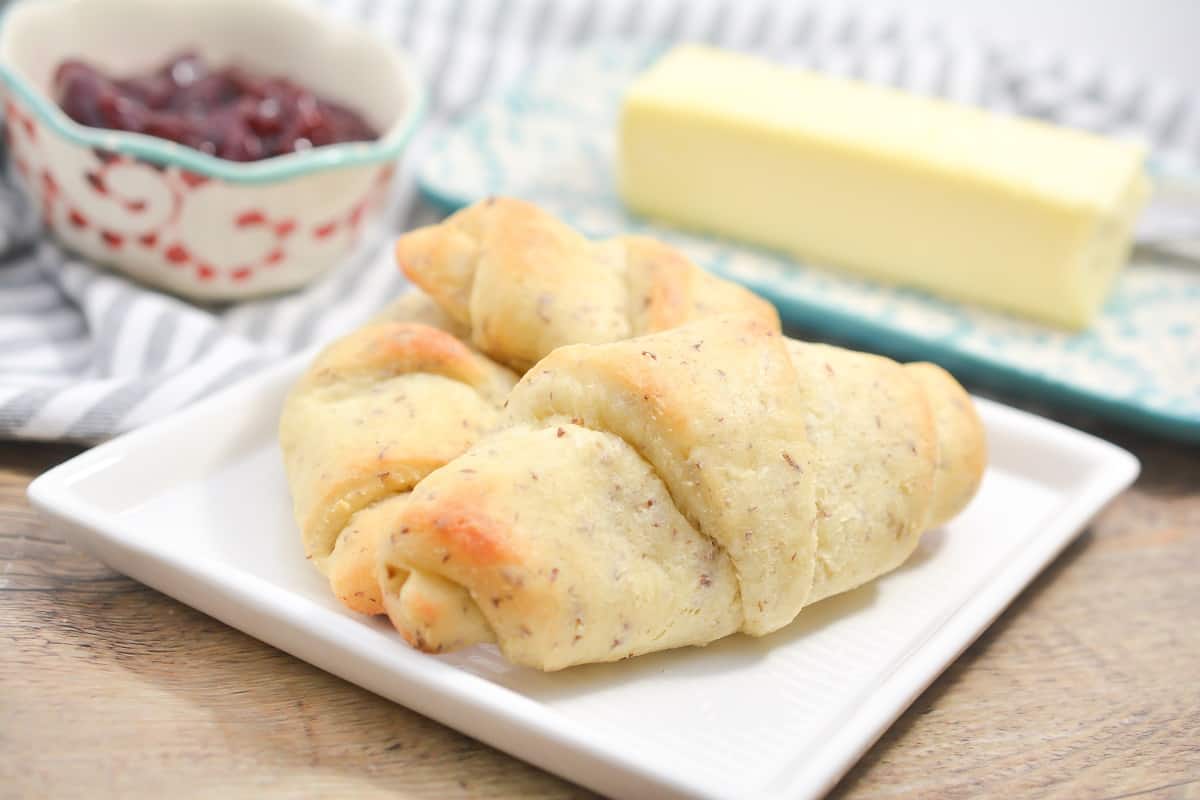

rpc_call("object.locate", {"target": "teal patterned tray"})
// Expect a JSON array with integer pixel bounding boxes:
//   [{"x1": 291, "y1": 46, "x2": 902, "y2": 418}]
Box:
[{"x1": 418, "y1": 46, "x2": 1200, "y2": 442}]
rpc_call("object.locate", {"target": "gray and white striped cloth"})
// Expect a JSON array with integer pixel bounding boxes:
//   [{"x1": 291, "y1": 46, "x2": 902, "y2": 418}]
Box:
[{"x1": 1, "y1": 0, "x2": 1197, "y2": 442}]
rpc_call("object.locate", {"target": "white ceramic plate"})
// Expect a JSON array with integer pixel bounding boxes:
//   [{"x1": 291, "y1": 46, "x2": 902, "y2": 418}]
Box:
[{"x1": 28, "y1": 356, "x2": 1138, "y2": 800}]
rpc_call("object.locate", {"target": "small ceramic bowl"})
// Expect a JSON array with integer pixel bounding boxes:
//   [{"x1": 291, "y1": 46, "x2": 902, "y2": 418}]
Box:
[{"x1": 0, "y1": 0, "x2": 423, "y2": 301}]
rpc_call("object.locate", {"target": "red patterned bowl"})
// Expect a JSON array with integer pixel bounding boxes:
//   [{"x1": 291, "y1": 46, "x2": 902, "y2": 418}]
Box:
[{"x1": 0, "y1": 0, "x2": 423, "y2": 301}]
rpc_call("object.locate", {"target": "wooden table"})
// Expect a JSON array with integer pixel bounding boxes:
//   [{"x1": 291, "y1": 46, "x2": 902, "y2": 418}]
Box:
[{"x1": 2, "y1": 413, "x2": 1198, "y2": 799}]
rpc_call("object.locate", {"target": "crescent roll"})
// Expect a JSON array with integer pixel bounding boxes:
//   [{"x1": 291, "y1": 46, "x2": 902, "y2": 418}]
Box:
[
  {"x1": 394, "y1": 197, "x2": 779, "y2": 371},
  {"x1": 377, "y1": 315, "x2": 985, "y2": 669},
  {"x1": 279, "y1": 291, "x2": 518, "y2": 614}
]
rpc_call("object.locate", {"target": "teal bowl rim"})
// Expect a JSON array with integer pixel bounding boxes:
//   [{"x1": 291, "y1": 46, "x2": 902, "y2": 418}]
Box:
[{"x1": 0, "y1": 1, "x2": 427, "y2": 184}]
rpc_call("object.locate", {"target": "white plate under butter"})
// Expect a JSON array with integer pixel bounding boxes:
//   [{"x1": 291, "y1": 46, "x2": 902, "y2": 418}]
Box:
[{"x1": 28, "y1": 356, "x2": 1137, "y2": 799}]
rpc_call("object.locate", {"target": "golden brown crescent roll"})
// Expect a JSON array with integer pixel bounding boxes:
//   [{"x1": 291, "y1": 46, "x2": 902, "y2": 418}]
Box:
[
  {"x1": 376, "y1": 315, "x2": 986, "y2": 670},
  {"x1": 279, "y1": 291, "x2": 518, "y2": 614},
  {"x1": 394, "y1": 197, "x2": 780, "y2": 371}
]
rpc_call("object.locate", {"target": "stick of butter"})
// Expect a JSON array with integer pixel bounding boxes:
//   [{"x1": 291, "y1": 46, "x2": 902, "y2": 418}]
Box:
[{"x1": 617, "y1": 45, "x2": 1151, "y2": 329}]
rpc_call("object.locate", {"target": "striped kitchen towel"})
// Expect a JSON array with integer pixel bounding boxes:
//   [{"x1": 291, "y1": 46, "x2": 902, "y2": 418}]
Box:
[{"x1": 1, "y1": 0, "x2": 1197, "y2": 442}]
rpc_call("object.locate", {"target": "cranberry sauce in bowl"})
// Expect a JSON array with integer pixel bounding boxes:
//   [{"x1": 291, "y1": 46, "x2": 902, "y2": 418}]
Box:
[
  {"x1": 55, "y1": 53, "x2": 379, "y2": 162},
  {"x1": 0, "y1": 0, "x2": 422, "y2": 300}
]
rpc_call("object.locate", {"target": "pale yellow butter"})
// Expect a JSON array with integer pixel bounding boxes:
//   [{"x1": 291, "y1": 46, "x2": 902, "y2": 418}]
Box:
[{"x1": 618, "y1": 45, "x2": 1150, "y2": 329}]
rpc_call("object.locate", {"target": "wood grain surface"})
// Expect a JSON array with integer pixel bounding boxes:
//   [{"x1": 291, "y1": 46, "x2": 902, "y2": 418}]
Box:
[{"x1": 1, "y1": 419, "x2": 1198, "y2": 800}]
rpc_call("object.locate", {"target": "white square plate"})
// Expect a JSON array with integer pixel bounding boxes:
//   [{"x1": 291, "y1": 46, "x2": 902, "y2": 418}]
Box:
[{"x1": 28, "y1": 356, "x2": 1139, "y2": 800}]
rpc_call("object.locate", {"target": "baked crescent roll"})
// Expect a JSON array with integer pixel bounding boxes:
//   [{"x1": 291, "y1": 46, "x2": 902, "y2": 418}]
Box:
[
  {"x1": 376, "y1": 315, "x2": 986, "y2": 670},
  {"x1": 279, "y1": 291, "x2": 518, "y2": 614},
  {"x1": 394, "y1": 197, "x2": 779, "y2": 371}
]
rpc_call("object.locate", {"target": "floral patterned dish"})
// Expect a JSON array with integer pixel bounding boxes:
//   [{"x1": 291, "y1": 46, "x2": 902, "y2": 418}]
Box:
[{"x1": 418, "y1": 45, "x2": 1200, "y2": 442}]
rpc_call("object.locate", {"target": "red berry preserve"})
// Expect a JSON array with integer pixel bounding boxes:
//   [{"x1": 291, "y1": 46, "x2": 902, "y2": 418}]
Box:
[{"x1": 54, "y1": 53, "x2": 379, "y2": 162}]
